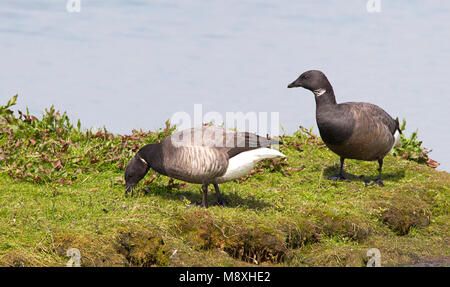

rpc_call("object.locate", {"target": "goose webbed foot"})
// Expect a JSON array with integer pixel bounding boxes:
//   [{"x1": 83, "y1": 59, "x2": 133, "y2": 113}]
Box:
[
  {"x1": 188, "y1": 184, "x2": 225, "y2": 208},
  {"x1": 188, "y1": 199, "x2": 224, "y2": 207},
  {"x1": 371, "y1": 177, "x2": 385, "y2": 187},
  {"x1": 186, "y1": 199, "x2": 209, "y2": 208},
  {"x1": 362, "y1": 177, "x2": 371, "y2": 185},
  {"x1": 328, "y1": 157, "x2": 350, "y2": 182},
  {"x1": 370, "y1": 159, "x2": 385, "y2": 187},
  {"x1": 187, "y1": 201, "x2": 205, "y2": 208},
  {"x1": 328, "y1": 173, "x2": 350, "y2": 182}
]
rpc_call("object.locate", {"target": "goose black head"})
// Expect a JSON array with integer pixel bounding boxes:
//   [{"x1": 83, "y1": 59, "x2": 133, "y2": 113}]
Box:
[
  {"x1": 287, "y1": 70, "x2": 331, "y2": 92},
  {"x1": 124, "y1": 156, "x2": 149, "y2": 194}
]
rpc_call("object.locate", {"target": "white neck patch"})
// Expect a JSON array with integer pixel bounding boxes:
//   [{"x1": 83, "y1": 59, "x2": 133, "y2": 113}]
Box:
[
  {"x1": 314, "y1": 89, "x2": 326, "y2": 97},
  {"x1": 136, "y1": 154, "x2": 148, "y2": 166}
]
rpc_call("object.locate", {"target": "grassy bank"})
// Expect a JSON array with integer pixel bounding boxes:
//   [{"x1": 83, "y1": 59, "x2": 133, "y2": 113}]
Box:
[{"x1": 0, "y1": 96, "x2": 449, "y2": 266}]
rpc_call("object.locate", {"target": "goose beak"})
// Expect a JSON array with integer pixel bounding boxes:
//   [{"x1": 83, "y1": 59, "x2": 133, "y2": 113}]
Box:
[
  {"x1": 125, "y1": 184, "x2": 135, "y2": 195},
  {"x1": 287, "y1": 80, "x2": 301, "y2": 88}
]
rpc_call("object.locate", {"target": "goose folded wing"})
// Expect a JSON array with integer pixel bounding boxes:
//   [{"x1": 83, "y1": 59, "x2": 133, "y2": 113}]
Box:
[
  {"x1": 169, "y1": 126, "x2": 280, "y2": 157},
  {"x1": 350, "y1": 103, "x2": 398, "y2": 135}
]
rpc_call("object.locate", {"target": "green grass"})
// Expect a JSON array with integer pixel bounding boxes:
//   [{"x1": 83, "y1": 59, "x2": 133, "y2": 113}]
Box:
[{"x1": 0, "y1": 96, "x2": 449, "y2": 266}]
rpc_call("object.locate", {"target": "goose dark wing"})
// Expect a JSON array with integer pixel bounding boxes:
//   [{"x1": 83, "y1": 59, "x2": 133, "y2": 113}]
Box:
[
  {"x1": 225, "y1": 131, "x2": 281, "y2": 158},
  {"x1": 338, "y1": 102, "x2": 397, "y2": 160},
  {"x1": 168, "y1": 126, "x2": 280, "y2": 158},
  {"x1": 348, "y1": 102, "x2": 398, "y2": 135}
]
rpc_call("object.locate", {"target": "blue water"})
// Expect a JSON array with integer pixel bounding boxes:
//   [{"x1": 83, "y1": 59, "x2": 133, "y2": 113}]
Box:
[{"x1": 1, "y1": 0, "x2": 449, "y2": 171}]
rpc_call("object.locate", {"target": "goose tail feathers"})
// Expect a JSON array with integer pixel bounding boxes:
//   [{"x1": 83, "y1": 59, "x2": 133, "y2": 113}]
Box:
[
  {"x1": 393, "y1": 130, "x2": 401, "y2": 148},
  {"x1": 395, "y1": 118, "x2": 402, "y2": 134}
]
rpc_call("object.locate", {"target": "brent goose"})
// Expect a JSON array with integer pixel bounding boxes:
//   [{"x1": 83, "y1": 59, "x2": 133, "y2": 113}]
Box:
[
  {"x1": 287, "y1": 70, "x2": 401, "y2": 186},
  {"x1": 124, "y1": 126, "x2": 285, "y2": 207}
]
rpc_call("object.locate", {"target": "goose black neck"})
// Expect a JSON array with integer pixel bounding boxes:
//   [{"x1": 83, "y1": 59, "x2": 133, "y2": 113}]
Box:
[
  {"x1": 137, "y1": 143, "x2": 166, "y2": 175},
  {"x1": 314, "y1": 86, "x2": 337, "y2": 107}
]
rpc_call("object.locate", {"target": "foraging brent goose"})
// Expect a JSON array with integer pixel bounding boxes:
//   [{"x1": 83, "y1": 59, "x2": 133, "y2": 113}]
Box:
[
  {"x1": 124, "y1": 126, "x2": 285, "y2": 207},
  {"x1": 287, "y1": 70, "x2": 401, "y2": 186}
]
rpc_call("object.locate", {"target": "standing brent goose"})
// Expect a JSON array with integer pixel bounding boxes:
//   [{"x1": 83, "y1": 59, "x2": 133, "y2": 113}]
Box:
[
  {"x1": 124, "y1": 126, "x2": 285, "y2": 207},
  {"x1": 287, "y1": 70, "x2": 401, "y2": 186}
]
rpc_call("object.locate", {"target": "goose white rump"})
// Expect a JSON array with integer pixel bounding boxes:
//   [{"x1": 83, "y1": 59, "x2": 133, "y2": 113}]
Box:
[
  {"x1": 393, "y1": 130, "x2": 401, "y2": 149},
  {"x1": 215, "y1": 148, "x2": 286, "y2": 183}
]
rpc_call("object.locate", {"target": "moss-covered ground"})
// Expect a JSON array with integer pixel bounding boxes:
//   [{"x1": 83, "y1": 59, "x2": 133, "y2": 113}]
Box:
[{"x1": 0, "y1": 97, "x2": 448, "y2": 266}]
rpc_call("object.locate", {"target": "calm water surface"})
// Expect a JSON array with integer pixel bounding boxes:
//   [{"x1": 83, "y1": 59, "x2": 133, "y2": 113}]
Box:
[{"x1": 0, "y1": 0, "x2": 449, "y2": 171}]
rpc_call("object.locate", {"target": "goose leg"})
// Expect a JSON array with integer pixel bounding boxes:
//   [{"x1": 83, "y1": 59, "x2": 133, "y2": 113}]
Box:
[
  {"x1": 213, "y1": 184, "x2": 226, "y2": 206},
  {"x1": 328, "y1": 157, "x2": 349, "y2": 181},
  {"x1": 372, "y1": 159, "x2": 385, "y2": 187},
  {"x1": 201, "y1": 184, "x2": 209, "y2": 208}
]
